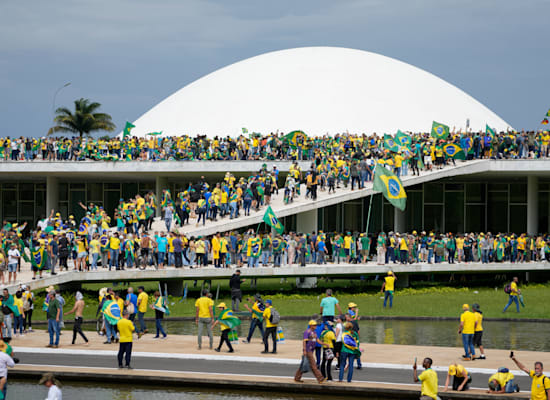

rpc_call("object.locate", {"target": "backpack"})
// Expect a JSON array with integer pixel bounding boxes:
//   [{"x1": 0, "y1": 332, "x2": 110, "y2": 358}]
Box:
[
  {"x1": 504, "y1": 284, "x2": 512, "y2": 294},
  {"x1": 269, "y1": 308, "x2": 281, "y2": 324}
]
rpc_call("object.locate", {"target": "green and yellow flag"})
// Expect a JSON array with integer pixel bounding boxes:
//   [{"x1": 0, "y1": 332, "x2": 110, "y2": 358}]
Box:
[
  {"x1": 101, "y1": 300, "x2": 121, "y2": 325},
  {"x1": 148, "y1": 131, "x2": 163, "y2": 136},
  {"x1": 431, "y1": 121, "x2": 450, "y2": 140},
  {"x1": 282, "y1": 130, "x2": 307, "y2": 148},
  {"x1": 395, "y1": 130, "x2": 412, "y2": 148},
  {"x1": 154, "y1": 295, "x2": 171, "y2": 316},
  {"x1": 123, "y1": 122, "x2": 135, "y2": 138},
  {"x1": 242, "y1": 127, "x2": 248, "y2": 134},
  {"x1": 443, "y1": 143, "x2": 466, "y2": 160},
  {"x1": 373, "y1": 165, "x2": 407, "y2": 211},
  {"x1": 486, "y1": 124, "x2": 496, "y2": 138},
  {"x1": 217, "y1": 308, "x2": 241, "y2": 329},
  {"x1": 546, "y1": 110, "x2": 550, "y2": 117},
  {"x1": 263, "y1": 206, "x2": 284, "y2": 234},
  {"x1": 383, "y1": 134, "x2": 400, "y2": 153}
]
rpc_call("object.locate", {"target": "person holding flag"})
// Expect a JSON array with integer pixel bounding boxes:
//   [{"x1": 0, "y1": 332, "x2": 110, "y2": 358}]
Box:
[
  {"x1": 151, "y1": 290, "x2": 169, "y2": 339},
  {"x1": 212, "y1": 302, "x2": 240, "y2": 353},
  {"x1": 101, "y1": 294, "x2": 121, "y2": 344},
  {"x1": 372, "y1": 165, "x2": 407, "y2": 211}
]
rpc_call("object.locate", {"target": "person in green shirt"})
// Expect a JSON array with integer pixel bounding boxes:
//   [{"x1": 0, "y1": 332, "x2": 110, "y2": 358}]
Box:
[
  {"x1": 360, "y1": 234, "x2": 370, "y2": 263},
  {"x1": 446, "y1": 233, "x2": 456, "y2": 264},
  {"x1": 46, "y1": 290, "x2": 61, "y2": 348},
  {"x1": 261, "y1": 235, "x2": 272, "y2": 267}
]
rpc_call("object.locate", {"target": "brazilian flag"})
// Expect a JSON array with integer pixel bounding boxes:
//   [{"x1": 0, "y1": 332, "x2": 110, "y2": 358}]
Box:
[
  {"x1": 217, "y1": 309, "x2": 241, "y2": 329},
  {"x1": 31, "y1": 246, "x2": 47, "y2": 270},
  {"x1": 373, "y1": 165, "x2": 407, "y2": 211},
  {"x1": 443, "y1": 144, "x2": 466, "y2": 160},
  {"x1": 383, "y1": 134, "x2": 400, "y2": 153},
  {"x1": 431, "y1": 121, "x2": 450, "y2": 140},
  {"x1": 282, "y1": 130, "x2": 307, "y2": 148},
  {"x1": 263, "y1": 206, "x2": 284, "y2": 234},
  {"x1": 102, "y1": 300, "x2": 121, "y2": 325},
  {"x1": 395, "y1": 130, "x2": 412, "y2": 148},
  {"x1": 2, "y1": 295, "x2": 21, "y2": 317},
  {"x1": 486, "y1": 124, "x2": 496, "y2": 138},
  {"x1": 250, "y1": 237, "x2": 262, "y2": 257},
  {"x1": 123, "y1": 122, "x2": 135, "y2": 138},
  {"x1": 154, "y1": 295, "x2": 171, "y2": 316},
  {"x1": 242, "y1": 127, "x2": 248, "y2": 134}
]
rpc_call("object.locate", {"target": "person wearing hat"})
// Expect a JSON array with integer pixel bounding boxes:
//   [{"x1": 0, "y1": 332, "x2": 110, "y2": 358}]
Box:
[
  {"x1": 261, "y1": 299, "x2": 278, "y2": 354},
  {"x1": 458, "y1": 304, "x2": 477, "y2": 361},
  {"x1": 212, "y1": 303, "x2": 235, "y2": 353},
  {"x1": 319, "y1": 321, "x2": 336, "y2": 381},
  {"x1": 294, "y1": 320, "x2": 325, "y2": 384},
  {"x1": 39, "y1": 372, "x2": 62, "y2": 399},
  {"x1": 381, "y1": 271, "x2": 397, "y2": 308},
  {"x1": 443, "y1": 363, "x2": 471, "y2": 392}
]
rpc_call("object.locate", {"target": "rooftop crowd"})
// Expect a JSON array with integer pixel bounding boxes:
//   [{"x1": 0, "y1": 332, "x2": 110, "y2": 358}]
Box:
[{"x1": 1, "y1": 128, "x2": 549, "y2": 162}]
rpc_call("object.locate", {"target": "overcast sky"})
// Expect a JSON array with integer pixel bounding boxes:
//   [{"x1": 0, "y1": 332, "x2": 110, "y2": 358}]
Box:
[{"x1": 1, "y1": 0, "x2": 548, "y2": 136}]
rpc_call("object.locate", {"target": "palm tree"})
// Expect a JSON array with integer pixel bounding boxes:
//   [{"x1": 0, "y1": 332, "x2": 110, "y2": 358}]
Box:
[{"x1": 48, "y1": 98, "x2": 116, "y2": 138}]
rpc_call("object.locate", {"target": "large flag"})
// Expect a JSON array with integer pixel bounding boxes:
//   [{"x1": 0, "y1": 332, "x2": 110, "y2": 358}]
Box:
[
  {"x1": 282, "y1": 130, "x2": 307, "y2": 148},
  {"x1": 123, "y1": 122, "x2": 135, "y2": 138},
  {"x1": 217, "y1": 308, "x2": 241, "y2": 329},
  {"x1": 102, "y1": 300, "x2": 121, "y2": 325},
  {"x1": 373, "y1": 165, "x2": 407, "y2": 211},
  {"x1": 486, "y1": 124, "x2": 496, "y2": 138},
  {"x1": 263, "y1": 206, "x2": 284, "y2": 234},
  {"x1": 154, "y1": 295, "x2": 171, "y2": 316},
  {"x1": 395, "y1": 130, "x2": 412, "y2": 148},
  {"x1": 443, "y1": 143, "x2": 466, "y2": 160},
  {"x1": 148, "y1": 131, "x2": 163, "y2": 136},
  {"x1": 383, "y1": 134, "x2": 400, "y2": 152},
  {"x1": 431, "y1": 121, "x2": 450, "y2": 140},
  {"x1": 30, "y1": 245, "x2": 47, "y2": 270}
]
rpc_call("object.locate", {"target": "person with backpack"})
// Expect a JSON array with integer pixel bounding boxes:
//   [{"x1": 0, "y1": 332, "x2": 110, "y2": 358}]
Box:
[
  {"x1": 502, "y1": 277, "x2": 521, "y2": 313},
  {"x1": 261, "y1": 299, "x2": 279, "y2": 354},
  {"x1": 511, "y1": 355, "x2": 550, "y2": 398}
]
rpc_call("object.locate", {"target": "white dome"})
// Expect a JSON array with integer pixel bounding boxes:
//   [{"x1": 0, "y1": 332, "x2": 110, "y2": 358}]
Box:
[{"x1": 130, "y1": 47, "x2": 510, "y2": 137}]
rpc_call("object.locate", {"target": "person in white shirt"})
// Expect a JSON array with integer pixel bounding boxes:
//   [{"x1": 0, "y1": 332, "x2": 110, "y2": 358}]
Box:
[
  {"x1": 39, "y1": 373, "x2": 62, "y2": 400},
  {"x1": 0, "y1": 351, "x2": 15, "y2": 399},
  {"x1": 334, "y1": 314, "x2": 344, "y2": 370},
  {"x1": 7, "y1": 244, "x2": 20, "y2": 284}
]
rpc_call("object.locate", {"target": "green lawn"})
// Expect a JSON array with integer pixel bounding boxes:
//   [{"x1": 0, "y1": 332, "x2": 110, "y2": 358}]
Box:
[{"x1": 31, "y1": 280, "x2": 550, "y2": 321}]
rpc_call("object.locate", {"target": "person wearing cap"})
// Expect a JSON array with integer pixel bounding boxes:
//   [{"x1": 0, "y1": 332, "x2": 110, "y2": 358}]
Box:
[
  {"x1": 212, "y1": 303, "x2": 235, "y2": 353},
  {"x1": 503, "y1": 276, "x2": 521, "y2": 314},
  {"x1": 381, "y1": 271, "x2": 397, "y2": 308},
  {"x1": 319, "y1": 321, "x2": 336, "y2": 381},
  {"x1": 443, "y1": 363, "x2": 471, "y2": 392},
  {"x1": 512, "y1": 355, "x2": 549, "y2": 398},
  {"x1": 261, "y1": 299, "x2": 278, "y2": 354},
  {"x1": 458, "y1": 304, "x2": 477, "y2": 361},
  {"x1": 487, "y1": 367, "x2": 518, "y2": 393},
  {"x1": 294, "y1": 320, "x2": 325, "y2": 384},
  {"x1": 472, "y1": 303, "x2": 486, "y2": 359},
  {"x1": 39, "y1": 372, "x2": 62, "y2": 399}
]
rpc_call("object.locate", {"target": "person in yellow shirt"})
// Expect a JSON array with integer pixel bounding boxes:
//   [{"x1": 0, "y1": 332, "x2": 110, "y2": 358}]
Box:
[
  {"x1": 194, "y1": 290, "x2": 214, "y2": 350},
  {"x1": 512, "y1": 355, "x2": 550, "y2": 399},
  {"x1": 381, "y1": 271, "x2": 397, "y2": 308},
  {"x1": 212, "y1": 233, "x2": 221, "y2": 268},
  {"x1": 413, "y1": 357, "x2": 439, "y2": 400},
  {"x1": 487, "y1": 368, "x2": 517, "y2": 393},
  {"x1": 261, "y1": 299, "x2": 278, "y2": 354},
  {"x1": 472, "y1": 303, "x2": 485, "y2": 359},
  {"x1": 517, "y1": 233, "x2": 527, "y2": 262},
  {"x1": 398, "y1": 234, "x2": 408, "y2": 264},
  {"x1": 458, "y1": 304, "x2": 477, "y2": 360},
  {"x1": 117, "y1": 310, "x2": 135, "y2": 368},
  {"x1": 320, "y1": 321, "x2": 336, "y2": 381},
  {"x1": 343, "y1": 232, "x2": 353, "y2": 263},
  {"x1": 136, "y1": 286, "x2": 149, "y2": 336},
  {"x1": 503, "y1": 276, "x2": 521, "y2": 313},
  {"x1": 443, "y1": 363, "x2": 471, "y2": 391},
  {"x1": 455, "y1": 235, "x2": 464, "y2": 262},
  {"x1": 212, "y1": 303, "x2": 235, "y2": 353},
  {"x1": 109, "y1": 233, "x2": 121, "y2": 271}
]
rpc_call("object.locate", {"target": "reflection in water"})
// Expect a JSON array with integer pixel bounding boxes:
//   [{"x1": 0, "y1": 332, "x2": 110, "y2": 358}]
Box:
[{"x1": 384, "y1": 327, "x2": 394, "y2": 344}]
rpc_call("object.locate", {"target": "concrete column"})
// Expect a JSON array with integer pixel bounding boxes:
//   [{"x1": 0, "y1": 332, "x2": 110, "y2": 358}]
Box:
[
  {"x1": 155, "y1": 176, "x2": 168, "y2": 217},
  {"x1": 159, "y1": 280, "x2": 184, "y2": 297},
  {"x1": 527, "y1": 176, "x2": 538, "y2": 235},
  {"x1": 46, "y1": 176, "x2": 59, "y2": 216},
  {"x1": 296, "y1": 209, "x2": 318, "y2": 234},
  {"x1": 394, "y1": 208, "x2": 406, "y2": 233}
]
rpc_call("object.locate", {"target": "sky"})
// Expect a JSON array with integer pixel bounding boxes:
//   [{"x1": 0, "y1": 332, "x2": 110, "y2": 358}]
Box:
[{"x1": 0, "y1": 0, "x2": 548, "y2": 137}]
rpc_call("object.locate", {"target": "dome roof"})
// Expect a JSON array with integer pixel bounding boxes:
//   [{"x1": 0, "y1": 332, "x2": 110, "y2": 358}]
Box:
[{"x1": 130, "y1": 47, "x2": 510, "y2": 137}]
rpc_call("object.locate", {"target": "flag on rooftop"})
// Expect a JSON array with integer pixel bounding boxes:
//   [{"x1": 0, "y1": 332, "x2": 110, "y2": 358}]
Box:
[
  {"x1": 242, "y1": 127, "x2": 248, "y2": 134},
  {"x1": 263, "y1": 206, "x2": 284, "y2": 234},
  {"x1": 443, "y1": 143, "x2": 466, "y2": 160},
  {"x1": 373, "y1": 165, "x2": 407, "y2": 211},
  {"x1": 431, "y1": 121, "x2": 450, "y2": 140},
  {"x1": 282, "y1": 130, "x2": 307, "y2": 148},
  {"x1": 383, "y1": 134, "x2": 400, "y2": 152},
  {"x1": 486, "y1": 124, "x2": 496, "y2": 138},
  {"x1": 122, "y1": 121, "x2": 135, "y2": 138},
  {"x1": 395, "y1": 130, "x2": 412, "y2": 148}
]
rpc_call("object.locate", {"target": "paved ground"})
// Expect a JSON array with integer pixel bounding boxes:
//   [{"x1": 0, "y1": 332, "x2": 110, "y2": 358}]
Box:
[{"x1": 8, "y1": 330, "x2": 539, "y2": 398}]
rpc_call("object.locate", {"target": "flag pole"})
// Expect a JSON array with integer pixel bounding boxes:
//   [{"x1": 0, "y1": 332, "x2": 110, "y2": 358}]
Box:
[{"x1": 365, "y1": 165, "x2": 377, "y2": 234}]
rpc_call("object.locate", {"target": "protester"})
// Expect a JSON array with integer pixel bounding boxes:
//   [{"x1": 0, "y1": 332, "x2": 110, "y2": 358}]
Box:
[
  {"x1": 413, "y1": 357, "x2": 440, "y2": 400},
  {"x1": 319, "y1": 321, "x2": 336, "y2": 381},
  {"x1": 294, "y1": 320, "x2": 326, "y2": 384},
  {"x1": 195, "y1": 289, "x2": 214, "y2": 350},
  {"x1": 458, "y1": 304, "x2": 476, "y2": 361},
  {"x1": 46, "y1": 289, "x2": 61, "y2": 348},
  {"x1": 511, "y1": 355, "x2": 550, "y2": 398},
  {"x1": 212, "y1": 302, "x2": 236, "y2": 353},
  {"x1": 39, "y1": 372, "x2": 62, "y2": 400},
  {"x1": 487, "y1": 367, "x2": 518, "y2": 393},
  {"x1": 503, "y1": 277, "x2": 521, "y2": 313},
  {"x1": 339, "y1": 321, "x2": 360, "y2": 383},
  {"x1": 319, "y1": 289, "x2": 342, "y2": 322},
  {"x1": 229, "y1": 269, "x2": 245, "y2": 312},
  {"x1": 472, "y1": 303, "x2": 486, "y2": 359},
  {"x1": 0, "y1": 346, "x2": 15, "y2": 399},
  {"x1": 261, "y1": 299, "x2": 278, "y2": 354},
  {"x1": 117, "y1": 309, "x2": 135, "y2": 369},
  {"x1": 242, "y1": 294, "x2": 265, "y2": 343},
  {"x1": 381, "y1": 270, "x2": 397, "y2": 308},
  {"x1": 64, "y1": 291, "x2": 89, "y2": 345},
  {"x1": 443, "y1": 363, "x2": 471, "y2": 391},
  {"x1": 136, "y1": 286, "x2": 148, "y2": 337}
]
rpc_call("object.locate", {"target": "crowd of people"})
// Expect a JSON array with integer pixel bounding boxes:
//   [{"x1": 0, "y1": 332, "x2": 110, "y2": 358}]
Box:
[{"x1": 2, "y1": 129, "x2": 550, "y2": 163}]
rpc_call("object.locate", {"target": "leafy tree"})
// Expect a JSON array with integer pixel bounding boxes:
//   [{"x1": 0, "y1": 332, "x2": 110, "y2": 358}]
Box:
[{"x1": 48, "y1": 98, "x2": 116, "y2": 138}]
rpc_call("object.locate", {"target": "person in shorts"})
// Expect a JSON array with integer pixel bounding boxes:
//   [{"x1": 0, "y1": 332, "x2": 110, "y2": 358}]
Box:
[
  {"x1": 7, "y1": 244, "x2": 20, "y2": 284},
  {"x1": 472, "y1": 303, "x2": 485, "y2": 359}
]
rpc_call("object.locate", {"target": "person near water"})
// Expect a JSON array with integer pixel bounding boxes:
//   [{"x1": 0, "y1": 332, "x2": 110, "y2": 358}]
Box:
[
  {"x1": 339, "y1": 321, "x2": 361, "y2": 383},
  {"x1": 229, "y1": 269, "x2": 245, "y2": 312},
  {"x1": 512, "y1": 355, "x2": 550, "y2": 399},
  {"x1": 65, "y1": 291, "x2": 89, "y2": 345},
  {"x1": 458, "y1": 304, "x2": 476, "y2": 361},
  {"x1": 472, "y1": 303, "x2": 486, "y2": 359},
  {"x1": 46, "y1": 289, "x2": 61, "y2": 348},
  {"x1": 381, "y1": 271, "x2": 397, "y2": 308},
  {"x1": 39, "y1": 372, "x2": 62, "y2": 400},
  {"x1": 212, "y1": 302, "x2": 239, "y2": 353},
  {"x1": 503, "y1": 277, "x2": 521, "y2": 313},
  {"x1": 151, "y1": 291, "x2": 168, "y2": 339},
  {"x1": 319, "y1": 289, "x2": 342, "y2": 323},
  {"x1": 195, "y1": 289, "x2": 214, "y2": 350},
  {"x1": 413, "y1": 357, "x2": 440, "y2": 400},
  {"x1": 487, "y1": 367, "x2": 518, "y2": 393},
  {"x1": 261, "y1": 299, "x2": 278, "y2": 354},
  {"x1": 242, "y1": 294, "x2": 265, "y2": 343},
  {"x1": 117, "y1": 309, "x2": 135, "y2": 369},
  {"x1": 294, "y1": 320, "x2": 326, "y2": 384},
  {"x1": 443, "y1": 363, "x2": 471, "y2": 391},
  {"x1": 319, "y1": 320, "x2": 336, "y2": 381},
  {"x1": 136, "y1": 286, "x2": 149, "y2": 337}
]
